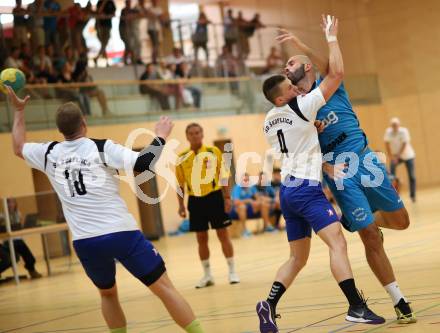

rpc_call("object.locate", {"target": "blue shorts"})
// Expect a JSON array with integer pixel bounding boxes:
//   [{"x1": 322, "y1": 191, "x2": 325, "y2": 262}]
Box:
[
  {"x1": 280, "y1": 177, "x2": 339, "y2": 242},
  {"x1": 324, "y1": 148, "x2": 404, "y2": 232},
  {"x1": 229, "y1": 203, "x2": 260, "y2": 220},
  {"x1": 73, "y1": 230, "x2": 165, "y2": 289}
]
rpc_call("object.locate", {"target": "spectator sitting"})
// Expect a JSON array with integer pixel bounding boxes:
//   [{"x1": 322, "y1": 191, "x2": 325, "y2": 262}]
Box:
[
  {"x1": 73, "y1": 59, "x2": 112, "y2": 116},
  {"x1": 270, "y1": 167, "x2": 283, "y2": 229},
  {"x1": 33, "y1": 45, "x2": 57, "y2": 83},
  {"x1": 166, "y1": 47, "x2": 187, "y2": 76},
  {"x1": 179, "y1": 62, "x2": 201, "y2": 108},
  {"x1": 229, "y1": 173, "x2": 272, "y2": 237},
  {"x1": 216, "y1": 45, "x2": 240, "y2": 94},
  {"x1": 139, "y1": 63, "x2": 170, "y2": 110},
  {"x1": 0, "y1": 199, "x2": 42, "y2": 280},
  {"x1": 255, "y1": 172, "x2": 277, "y2": 232},
  {"x1": 263, "y1": 46, "x2": 284, "y2": 74},
  {"x1": 163, "y1": 63, "x2": 183, "y2": 109},
  {"x1": 192, "y1": 11, "x2": 210, "y2": 63},
  {"x1": 57, "y1": 62, "x2": 90, "y2": 115},
  {"x1": 4, "y1": 47, "x2": 24, "y2": 70}
]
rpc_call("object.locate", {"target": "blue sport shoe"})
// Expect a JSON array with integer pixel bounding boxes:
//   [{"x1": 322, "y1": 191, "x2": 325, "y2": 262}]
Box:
[{"x1": 256, "y1": 300, "x2": 279, "y2": 333}]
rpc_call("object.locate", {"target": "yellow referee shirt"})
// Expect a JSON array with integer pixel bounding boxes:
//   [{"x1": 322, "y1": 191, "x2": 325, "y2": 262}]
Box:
[{"x1": 176, "y1": 145, "x2": 227, "y2": 197}]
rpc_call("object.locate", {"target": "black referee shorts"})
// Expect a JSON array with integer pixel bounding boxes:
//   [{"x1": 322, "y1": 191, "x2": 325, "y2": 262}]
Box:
[{"x1": 188, "y1": 190, "x2": 232, "y2": 232}]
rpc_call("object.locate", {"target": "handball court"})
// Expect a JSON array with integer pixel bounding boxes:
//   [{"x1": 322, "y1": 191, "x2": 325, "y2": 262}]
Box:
[{"x1": 1, "y1": 188, "x2": 439, "y2": 333}]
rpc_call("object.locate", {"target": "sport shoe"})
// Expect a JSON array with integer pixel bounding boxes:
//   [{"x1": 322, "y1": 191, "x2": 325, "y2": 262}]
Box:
[
  {"x1": 256, "y1": 300, "x2": 279, "y2": 333},
  {"x1": 346, "y1": 292, "x2": 385, "y2": 325},
  {"x1": 229, "y1": 272, "x2": 240, "y2": 284},
  {"x1": 242, "y1": 230, "x2": 252, "y2": 238},
  {"x1": 395, "y1": 298, "x2": 417, "y2": 324},
  {"x1": 29, "y1": 270, "x2": 42, "y2": 279},
  {"x1": 195, "y1": 275, "x2": 214, "y2": 289},
  {"x1": 264, "y1": 225, "x2": 277, "y2": 233}
]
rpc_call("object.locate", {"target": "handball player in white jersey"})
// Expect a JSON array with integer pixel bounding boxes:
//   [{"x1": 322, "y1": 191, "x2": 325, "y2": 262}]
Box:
[{"x1": 7, "y1": 86, "x2": 205, "y2": 333}]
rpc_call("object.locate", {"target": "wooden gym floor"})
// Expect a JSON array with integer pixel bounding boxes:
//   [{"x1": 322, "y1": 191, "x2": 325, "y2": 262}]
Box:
[{"x1": 1, "y1": 188, "x2": 439, "y2": 333}]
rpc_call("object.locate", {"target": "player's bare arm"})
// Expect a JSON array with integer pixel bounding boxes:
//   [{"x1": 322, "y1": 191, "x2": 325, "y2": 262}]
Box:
[
  {"x1": 8, "y1": 86, "x2": 30, "y2": 159},
  {"x1": 276, "y1": 27, "x2": 329, "y2": 76},
  {"x1": 318, "y1": 15, "x2": 344, "y2": 101}
]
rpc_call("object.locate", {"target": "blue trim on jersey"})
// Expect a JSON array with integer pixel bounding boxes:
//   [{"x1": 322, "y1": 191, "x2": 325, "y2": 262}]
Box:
[{"x1": 315, "y1": 78, "x2": 368, "y2": 158}]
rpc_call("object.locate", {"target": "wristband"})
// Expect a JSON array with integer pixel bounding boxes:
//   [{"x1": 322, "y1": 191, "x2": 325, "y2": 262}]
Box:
[{"x1": 327, "y1": 36, "x2": 337, "y2": 43}]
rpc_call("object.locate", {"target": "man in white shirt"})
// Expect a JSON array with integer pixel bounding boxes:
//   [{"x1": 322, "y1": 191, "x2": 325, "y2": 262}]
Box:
[
  {"x1": 384, "y1": 117, "x2": 416, "y2": 202},
  {"x1": 7, "y1": 86, "x2": 205, "y2": 333},
  {"x1": 256, "y1": 16, "x2": 384, "y2": 333}
]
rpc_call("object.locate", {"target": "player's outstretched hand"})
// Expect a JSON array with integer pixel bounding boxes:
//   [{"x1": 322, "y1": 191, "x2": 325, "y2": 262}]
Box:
[
  {"x1": 155, "y1": 116, "x2": 174, "y2": 139},
  {"x1": 275, "y1": 28, "x2": 301, "y2": 46},
  {"x1": 6, "y1": 86, "x2": 30, "y2": 112},
  {"x1": 321, "y1": 14, "x2": 338, "y2": 42}
]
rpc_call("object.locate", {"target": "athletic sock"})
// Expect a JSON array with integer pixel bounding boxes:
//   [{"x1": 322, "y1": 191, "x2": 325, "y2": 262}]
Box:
[
  {"x1": 384, "y1": 281, "x2": 407, "y2": 305},
  {"x1": 266, "y1": 281, "x2": 286, "y2": 310},
  {"x1": 110, "y1": 327, "x2": 127, "y2": 333},
  {"x1": 185, "y1": 319, "x2": 204, "y2": 333},
  {"x1": 338, "y1": 278, "x2": 363, "y2": 306},
  {"x1": 226, "y1": 257, "x2": 235, "y2": 274},
  {"x1": 201, "y1": 259, "x2": 211, "y2": 277}
]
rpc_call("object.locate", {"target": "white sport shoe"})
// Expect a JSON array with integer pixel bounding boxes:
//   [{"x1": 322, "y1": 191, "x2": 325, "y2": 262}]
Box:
[
  {"x1": 195, "y1": 275, "x2": 215, "y2": 289},
  {"x1": 229, "y1": 272, "x2": 240, "y2": 284}
]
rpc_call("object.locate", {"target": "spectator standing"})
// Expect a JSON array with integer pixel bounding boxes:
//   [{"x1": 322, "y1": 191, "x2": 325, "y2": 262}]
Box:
[
  {"x1": 27, "y1": 0, "x2": 45, "y2": 52},
  {"x1": 223, "y1": 9, "x2": 238, "y2": 53},
  {"x1": 139, "y1": 63, "x2": 171, "y2": 110},
  {"x1": 384, "y1": 117, "x2": 416, "y2": 202},
  {"x1": 77, "y1": 1, "x2": 93, "y2": 51},
  {"x1": 95, "y1": 0, "x2": 116, "y2": 66},
  {"x1": 120, "y1": 0, "x2": 134, "y2": 64},
  {"x1": 192, "y1": 11, "x2": 210, "y2": 63},
  {"x1": 43, "y1": 0, "x2": 61, "y2": 48},
  {"x1": 13, "y1": 0, "x2": 28, "y2": 47},
  {"x1": 145, "y1": 0, "x2": 164, "y2": 64},
  {"x1": 67, "y1": 3, "x2": 84, "y2": 52}
]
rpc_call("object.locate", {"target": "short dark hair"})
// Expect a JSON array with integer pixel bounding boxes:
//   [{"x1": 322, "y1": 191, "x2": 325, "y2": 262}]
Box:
[
  {"x1": 186, "y1": 123, "x2": 203, "y2": 133},
  {"x1": 56, "y1": 102, "x2": 83, "y2": 138},
  {"x1": 262, "y1": 75, "x2": 286, "y2": 104},
  {"x1": 273, "y1": 167, "x2": 281, "y2": 174}
]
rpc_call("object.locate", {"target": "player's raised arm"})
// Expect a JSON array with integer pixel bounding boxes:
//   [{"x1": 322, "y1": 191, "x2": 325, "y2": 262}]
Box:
[
  {"x1": 276, "y1": 28, "x2": 329, "y2": 76},
  {"x1": 318, "y1": 15, "x2": 344, "y2": 101},
  {"x1": 7, "y1": 86, "x2": 30, "y2": 159}
]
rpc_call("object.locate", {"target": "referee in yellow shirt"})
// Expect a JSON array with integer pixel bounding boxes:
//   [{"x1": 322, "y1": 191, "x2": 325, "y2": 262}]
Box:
[{"x1": 176, "y1": 123, "x2": 240, "y2": 288}]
